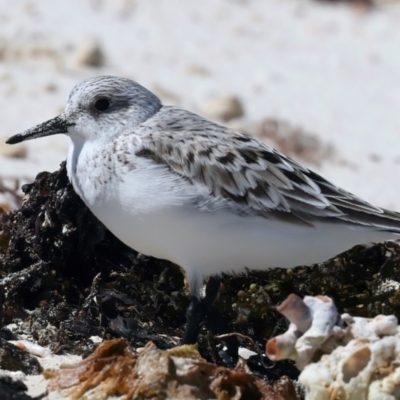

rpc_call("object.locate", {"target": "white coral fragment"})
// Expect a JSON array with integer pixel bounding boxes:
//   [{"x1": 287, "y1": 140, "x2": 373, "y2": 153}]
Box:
[
  {"x1": 266, "y1": 294, "x2": 338, "y2": 369},
  {"x1": 266, "y1": 294, "x2": 400, "y2": 400},
  {"x1": 9, "y1": 339, "x2": 51, "y2": 358}
]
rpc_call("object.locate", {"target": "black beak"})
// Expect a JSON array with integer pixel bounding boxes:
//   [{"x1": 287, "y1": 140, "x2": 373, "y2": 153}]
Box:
[{"x1": 6, "y1": 114, "x2": 74, "y2": 145}]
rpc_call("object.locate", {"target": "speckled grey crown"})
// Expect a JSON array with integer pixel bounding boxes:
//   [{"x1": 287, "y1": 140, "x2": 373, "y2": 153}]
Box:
[
  {"x1": 68, "y1": 75, "x2": 161, "y2": 109},
  {"x1": 66, "y1": 75, "x2": 163, "y2": 129}
]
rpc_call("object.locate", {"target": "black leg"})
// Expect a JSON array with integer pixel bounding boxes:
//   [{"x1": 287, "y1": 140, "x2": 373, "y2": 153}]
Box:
[
  {"x1": 204, "y1": 277, "x2": 239, "y2": 361},
  {"x1": 203, "y1": 276, "x2": 221, "y2": 310},
  {"x1": 181, "y1": 295, "x2": 202, "y2": 344},
  {"x1": 181, "y1": 276, "x2": 221, "y2": 344}
]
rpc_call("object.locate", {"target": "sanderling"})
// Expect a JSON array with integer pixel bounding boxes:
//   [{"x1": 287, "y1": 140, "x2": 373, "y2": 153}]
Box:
[{"x1": 7, "y1": 76, "x2": 400, "y2": 343}]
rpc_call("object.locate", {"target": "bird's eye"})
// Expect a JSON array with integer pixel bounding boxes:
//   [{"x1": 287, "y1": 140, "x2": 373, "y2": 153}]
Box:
[{"x1": 94, "y1": 98, "x2": 110, "y2": 112}]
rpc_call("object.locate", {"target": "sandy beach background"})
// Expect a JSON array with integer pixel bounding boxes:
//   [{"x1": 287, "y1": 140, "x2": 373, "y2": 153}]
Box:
[
  {"x1": 1, "y1": 0, "x2": 400, "y2": 398},
  {"x1": 1, "y1": 0, "x2": 400, "y2": 210}
]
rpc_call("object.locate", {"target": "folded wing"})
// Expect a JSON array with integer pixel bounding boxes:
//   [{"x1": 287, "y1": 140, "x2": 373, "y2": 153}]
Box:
[{"x1": 134, "y1": 108, "x2": 400, "y2": 233}]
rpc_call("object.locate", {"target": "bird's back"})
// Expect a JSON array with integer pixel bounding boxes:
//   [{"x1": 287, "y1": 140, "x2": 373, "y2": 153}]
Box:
[{"x1": 133, "y1": 106, "x2": 400, "y2": 235}]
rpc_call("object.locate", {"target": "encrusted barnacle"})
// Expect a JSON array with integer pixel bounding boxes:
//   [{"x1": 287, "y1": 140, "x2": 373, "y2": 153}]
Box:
[{"x1": 266, "y1": 294, "x2": 400, "y2": 400}]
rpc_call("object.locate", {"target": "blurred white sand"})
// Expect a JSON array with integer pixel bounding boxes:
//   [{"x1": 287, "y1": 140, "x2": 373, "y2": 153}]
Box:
[
  {"x1": 24, "y1": 353, "x2": 82, "y2": 399},
  {"x1": 1, "y1": 1, "x2": 400, "y2": 397},
  {"x1": 1, "y1": 1, "x2": 400, "y2": 209}
]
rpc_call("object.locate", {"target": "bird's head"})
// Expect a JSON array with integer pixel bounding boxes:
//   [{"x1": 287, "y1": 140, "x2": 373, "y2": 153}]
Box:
[{"x1": 7, "y1": 75, "x2": 162, "y2": 146}]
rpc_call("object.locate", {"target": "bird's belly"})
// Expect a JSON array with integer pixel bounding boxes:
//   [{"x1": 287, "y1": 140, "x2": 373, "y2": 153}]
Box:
[{"x1": 89, "y1": 200, "x2": 394, "y2": 277}]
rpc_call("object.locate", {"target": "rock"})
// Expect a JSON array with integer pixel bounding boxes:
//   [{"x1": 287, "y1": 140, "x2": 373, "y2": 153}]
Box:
[
  {"x1": 45, "y1": 338, "x2": 299, "y2": 400},
  {"x1": 0, "y1": 328, "x2": 18, "y2": 341},
  {"x1": 186, "y1": 64, "x2": 210, "y2": 75},
  {"x1": 0, "y1": 376, "x2": 42, "y2": 400},
  {"x1": 0, "y1": 138, "x2": 27, "y2": 158},
  {"x1": 72, "y1": 38, "x2": 105, "y2": 67},
  {"x1": 42, "y1": 83, "x2": 57, "y2": 93},
  {"x1": 0, "y1": 339, "x2": 42, "y2": 375},
  {"x1": 256, "y1": 118, "x2": 335, "y2": 166},
  {"x1": 201, "y1": 95, "x2": 244, "y2": 122}
]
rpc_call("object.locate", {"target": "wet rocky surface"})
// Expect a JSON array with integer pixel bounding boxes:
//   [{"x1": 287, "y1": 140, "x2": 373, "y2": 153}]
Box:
[{"x1": 1, "y1": 162, "x2": 400, "y2": 398}]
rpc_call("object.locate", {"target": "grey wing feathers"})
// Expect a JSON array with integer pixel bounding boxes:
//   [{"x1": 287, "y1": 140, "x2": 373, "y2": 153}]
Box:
[{"x1": 136, "y1": 111, "x2": 400, "y2": 233}]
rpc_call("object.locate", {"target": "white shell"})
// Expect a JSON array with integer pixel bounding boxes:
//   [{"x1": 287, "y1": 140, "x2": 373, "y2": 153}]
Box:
[{"x1": 266, "y1": 294, "x2": 400, "y2": 400}]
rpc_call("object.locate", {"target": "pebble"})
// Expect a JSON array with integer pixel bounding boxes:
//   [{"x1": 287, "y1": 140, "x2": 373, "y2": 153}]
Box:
[
  {"x1": 72, "y1": 38, "x2": 105, "y2": 67},
  {"x1": 89, "y1": 336, "x2": 103, "y2": 344},
  {"x1": 238, "y1": 347, "x2": 257, "y2": 360},
  {"x1": 201, "y1": 95, "x2": 244, "y2": 122},
  {"x1": 186, "y1": 64, "x2": 210, "y2": 75},
  {"x1": 42, "y1": 82, "x2": 57, "y2": 92}
]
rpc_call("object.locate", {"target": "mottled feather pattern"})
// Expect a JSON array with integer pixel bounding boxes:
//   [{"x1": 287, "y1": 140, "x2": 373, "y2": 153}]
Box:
[{"x1": 129, "y1": 106, "x2": 400, "y2": 231}]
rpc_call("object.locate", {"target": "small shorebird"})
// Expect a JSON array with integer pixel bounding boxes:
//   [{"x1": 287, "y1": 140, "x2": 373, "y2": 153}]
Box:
[{"x1": 7, "y1": 76, "x2": 400, "y2": 343}]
